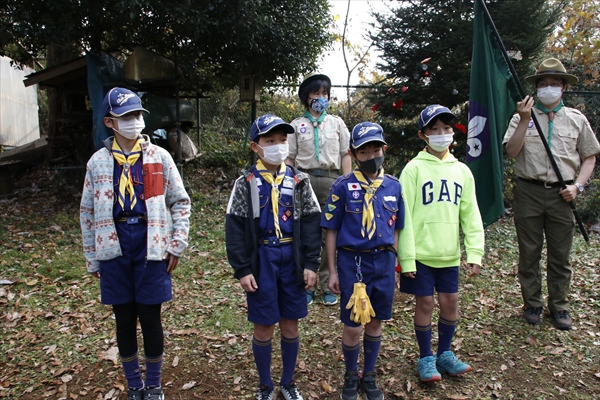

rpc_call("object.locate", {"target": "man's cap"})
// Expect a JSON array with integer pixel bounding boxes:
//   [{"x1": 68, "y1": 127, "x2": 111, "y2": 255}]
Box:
[
  {"x1": 102, "y1": 87, "x2": 149, "y2": 117},
  {"x1": 418, "y1": 105, "x2": 455, "y2": 130},
  {"x1": 524, "y1": 58, "x2": 578, "y2": 85},
  {"x1": 298, "y1": 72, "x2": 331, "y2": 97},
  {"x1": 250, "y1": 114, "x2": 294, "y2": 141},
  {"x1": 350, "y1": 122, "x2": 386, "y2": 149}
]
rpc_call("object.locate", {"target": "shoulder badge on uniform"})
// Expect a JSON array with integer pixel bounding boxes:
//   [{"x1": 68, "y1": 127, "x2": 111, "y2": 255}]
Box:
[
  {"x1": 325, "y1": 213, "x2": 334, "y2": 220},
  {"x1": 331, "y1": 194, "x2": 339, "y2": 202},
  {"x1": 327, "y1": 204, "x2": 337, "y2": 211}
]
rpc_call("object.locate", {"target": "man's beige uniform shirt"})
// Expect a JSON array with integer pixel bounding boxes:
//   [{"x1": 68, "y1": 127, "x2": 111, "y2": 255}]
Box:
[
  {"x1": 503, "y1": 106, "x2": 600, "y2": 182},
  {"x1": 289, "y1": 114, "x2": 350, "y2": 171}
]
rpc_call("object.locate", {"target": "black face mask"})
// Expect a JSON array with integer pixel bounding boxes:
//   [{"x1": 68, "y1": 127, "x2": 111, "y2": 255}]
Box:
[{"x1": 358, "y1": 155, "x2": 384, "y2": 175}]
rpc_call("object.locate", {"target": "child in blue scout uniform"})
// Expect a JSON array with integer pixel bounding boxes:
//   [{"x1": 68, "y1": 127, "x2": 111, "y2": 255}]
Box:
[
  {"x1": 225, "y1": 114, "x2": 322, "y2": 400},
  {"x1": 321, "y1": 122, "x2": 415, "y2": 400},
  {"x1": 399, "y1": 105, "x2": 484, "y2": 383},
  {"x1": 80, "y1": 88, "x2": 191, "y2": 400}
]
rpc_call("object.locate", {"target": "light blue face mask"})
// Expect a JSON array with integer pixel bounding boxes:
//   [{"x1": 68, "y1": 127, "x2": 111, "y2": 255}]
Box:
[{"x1": 310, "y1": 97, "x2": 329, "y2": 113}]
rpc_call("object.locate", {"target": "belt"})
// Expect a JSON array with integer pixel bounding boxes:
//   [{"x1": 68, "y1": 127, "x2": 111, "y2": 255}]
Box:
[
  {"x1": 115, "y1": 215, "x2": 146, "y2": 224},
  {"x1": 262, "y1": 237, "x2": 293, "y2": 246},
  {"x1": 340, "y1": 245, "x2": 396, "y2": 255},
  {"x1": 300, "y1": 169, "x2": 339, "y2": 178},
  {"x1": 518, "y1": 177, "x2": 573, "y2": 188}
]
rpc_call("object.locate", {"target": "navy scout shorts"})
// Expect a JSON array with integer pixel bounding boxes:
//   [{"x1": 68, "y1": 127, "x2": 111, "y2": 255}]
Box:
[
  {"x1": 400, "y1": 261, "x2": 459, "y2": 296},
  {"x1": 247, "y1": 242, "x2": 307, "y2": 325},
  {"x1": 99, "y1": 221, "x2": 172, "y2": 305},
  {"x1": 337, "y1": 248, "x2": 396, "y2": 327}
]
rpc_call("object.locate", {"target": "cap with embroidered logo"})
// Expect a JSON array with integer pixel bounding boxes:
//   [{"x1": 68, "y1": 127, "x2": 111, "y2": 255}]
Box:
[
  {"x1": 350, "y1": 122, "x2": 386, "y2": 149},
  {"x1": 418, "y1": 104, "x2": 454, "y2": 130},
  {"x1": 102, "y1": 87, "x2": 149, "y2": 117},
  {"x1": 250, "y1": 114, "x2": 295, "y2": 141}
]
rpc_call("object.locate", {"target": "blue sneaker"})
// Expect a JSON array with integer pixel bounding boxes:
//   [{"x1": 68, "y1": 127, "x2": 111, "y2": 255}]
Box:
[
  {"x1": 417, "y1": 356, "x2": 441, "y2": 382},
  {"x1": 306, "y1": 291, "x2": 315, "y2": 305},
  {"x1": 436, "y1": 351, "x2": 472, "y2": 376},
  {"x1": 322, "y1": 291, "x2": 338, "y2": 306}
]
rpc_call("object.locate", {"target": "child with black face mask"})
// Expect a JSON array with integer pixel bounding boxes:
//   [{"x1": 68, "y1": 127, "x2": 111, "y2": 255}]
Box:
[{"x1": 321, "y1": 122, "x2": 415, "y2": 400}]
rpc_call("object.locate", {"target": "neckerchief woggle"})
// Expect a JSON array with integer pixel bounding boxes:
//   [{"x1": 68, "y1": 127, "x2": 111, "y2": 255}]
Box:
[
  {"x1": 256, "y1": 159, "x2": 286, "y2": 238},
  {"x1": 112, "y1": 137, "x2": 144, "y2": 210},
  {"x1": 303, "y1": 110, "x2": 327, "y2": 161},
  {"x1": 353, "y1": 167, "x2": 385, "y2": 239},
  {"x1": 534, "y1": 100, "x2": 564, "y2": 150}
]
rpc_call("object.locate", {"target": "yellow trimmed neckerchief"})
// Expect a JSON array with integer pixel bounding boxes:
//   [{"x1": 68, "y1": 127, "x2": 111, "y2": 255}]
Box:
[
  {"x1": 112, "y1": 138, "x2": 144, "y2": 210},
  {"x1": 354, "y1": 167, "x2": 385, "y2": 239},
  {"x1": 256, "y1": 159, "x2": 286, "y2": 238}
]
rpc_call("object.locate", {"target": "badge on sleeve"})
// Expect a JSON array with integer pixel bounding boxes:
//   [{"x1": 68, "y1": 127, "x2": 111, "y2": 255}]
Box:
[
  {"x1": 388, "y1": 214, "x2": 397, "y2": 227},
  {"x1": 327, "y1": 204, "x2": 336, "y2": 211},
  {"x1": 325, "y1": 213, "x2": 334, "y2": 220},
  {"x1": 331, "y1": 194, "x2": 339, "y2": 202}
]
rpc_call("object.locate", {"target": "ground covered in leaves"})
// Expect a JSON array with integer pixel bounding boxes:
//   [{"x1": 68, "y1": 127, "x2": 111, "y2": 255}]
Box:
[{"x1": 1, "y1": 165, "x2": 600, "y2": 399}]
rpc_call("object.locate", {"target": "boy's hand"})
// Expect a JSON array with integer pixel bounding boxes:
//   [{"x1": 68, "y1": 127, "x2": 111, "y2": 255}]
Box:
[
  {"x1": 467, "y1": 264, "x2": 480, "y2": 277},
  {"x1": 328, "y1": 272, "x2": 340, "y2": 295},
  {"x1": 402, "y1": 272, "x2": 416, "y2": 279},
  {"x1": 240, "y1": 274, "x2": 258, "y2": 292},
  {"x1": 304, "y1": 269, "x2": 317, "y2": 289}
]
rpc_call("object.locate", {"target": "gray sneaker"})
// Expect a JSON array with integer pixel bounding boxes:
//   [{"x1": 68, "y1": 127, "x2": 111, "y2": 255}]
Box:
[
  {"x1": 280, "y1": 380, "x2": 303, "y2": 400},
  {"x1": 256, "y1": 384, "x2": 274, "y2": 400},
  {"x1": 144, "y1": 387, "x2": 164, "y2": 400},
  {"x1": 523, "y1": 307, "x2": 542, "y2": 325},
  {"x1": 127, "y1": 388, "x2": 143, "y2": 400}
]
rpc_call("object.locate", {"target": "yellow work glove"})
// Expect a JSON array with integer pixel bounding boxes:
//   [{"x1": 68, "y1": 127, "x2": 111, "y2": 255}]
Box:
[{"x1": 345, "y1": 282, "x2": 376, "y2": 325}]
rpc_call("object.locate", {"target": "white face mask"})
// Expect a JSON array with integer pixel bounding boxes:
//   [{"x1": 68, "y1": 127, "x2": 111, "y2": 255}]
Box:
[
  {"x1": 259, "y1": 143, "x2": 289, "y2": 165},
  {"x1": 112, "y1": 114, "x2": 145, "y2": 140},
  {"x1": 426, "y1": 133, "x2": 454, "y2": 152},
  {"x1": 537, "y1": 86, "x2": 562, "y2": 106}
]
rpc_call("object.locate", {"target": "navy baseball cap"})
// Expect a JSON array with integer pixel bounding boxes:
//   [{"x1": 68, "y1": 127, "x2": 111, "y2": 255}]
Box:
[
  {"x1": 418, "y1": 104, "x2": 454, "y2": 130},
  {"x1": 250, "y1": 114, "x2": 294, "y2": 141},
  {"x1": 350, "y1": 122, "x2": 386, "y2": 149},
  {"x1": 102, "y1": 87, "x2": 149, "y2": 117}
]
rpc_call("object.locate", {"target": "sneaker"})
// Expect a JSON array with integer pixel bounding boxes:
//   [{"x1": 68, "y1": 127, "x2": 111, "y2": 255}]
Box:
[
  {"x1": 127, "y1": 388, "x2": 144, "y2": 400},
  {"x1": 280, "y1": 380, "x2": 303, "y2": 400},
  {"x1": 551, "y1": 310, "x2": 572, "y2": 330},
  {"x1": 417, "y1": 356, "x2": 441, "y2": 382},
  {"x1": 306, "y1": 291, "x2": 315, "y2": 306},
  {"x1": 144, "y1": 387, "x2": 164, "y2": 400},
  {"x1": 256, "y1": 384, "x2": 274, "y2": 400},
  {"x1": 323, "y1": 291, "x2": 338, "y2": 306},
  {"x1": 359, "y1": 371, "x2": 384, "y2": 400},
  {"x1": 436, "y1": 351, "x2": 472, "y2": 376},
  {"x1": 523, "y1": 307, "x2": 542, "y2": 325},
  {"x1": 340, "y1": 371, "x2": 359, "y2": 400}
]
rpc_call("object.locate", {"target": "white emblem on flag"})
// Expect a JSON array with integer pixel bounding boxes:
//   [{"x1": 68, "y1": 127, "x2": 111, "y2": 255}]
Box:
[{"x1": 467, "y1": 115, "x2": 486, "y2": 158}]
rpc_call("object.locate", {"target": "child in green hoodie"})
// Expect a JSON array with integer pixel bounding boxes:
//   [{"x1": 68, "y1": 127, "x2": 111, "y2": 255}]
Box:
[{"x1": 399, "y1": 105, "x2": 484, "y2": 383}]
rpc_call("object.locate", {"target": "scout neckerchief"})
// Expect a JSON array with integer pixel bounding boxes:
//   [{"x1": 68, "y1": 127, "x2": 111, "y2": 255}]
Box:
[
  {"x1": 256, "y1": 159, "x2": 286, "y2": 238},
  {"x1": 534, "y1": 100, "x2": 564, "y2": 150},
  {"x1": 112, "y1": 138, "x2": 144, "y2": 210},
  {"x1": 303, "y1": 110, "x2": 327, "y2": 161},
  {"x1": 354, "y1": 167, "x2": 385, "y2": 239}
]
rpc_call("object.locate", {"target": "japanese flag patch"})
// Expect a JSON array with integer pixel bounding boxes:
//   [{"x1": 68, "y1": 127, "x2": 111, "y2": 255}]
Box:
[{"x1": 347, "y1": 182, "x2": 360, "y2": 191}]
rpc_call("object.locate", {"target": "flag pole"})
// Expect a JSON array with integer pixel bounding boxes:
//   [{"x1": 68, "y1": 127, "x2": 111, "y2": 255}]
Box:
[{"x1": 477, "y1": 0, "x2": 589, "y2": 242}]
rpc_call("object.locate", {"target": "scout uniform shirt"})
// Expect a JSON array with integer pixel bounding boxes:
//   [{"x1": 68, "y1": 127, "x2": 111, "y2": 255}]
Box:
[
  {"x1": 321, "y1": 171, "x2": 405, "y2": 250},
  {"x1": 503, "y1": 106, "x2": 600, "y2": 182},
  {"x1": 255, "y1": 165, "x2": 296, "y2": 240},
  {"x1": 289, "y1": 114, "x2": 350, "y2": 171}
]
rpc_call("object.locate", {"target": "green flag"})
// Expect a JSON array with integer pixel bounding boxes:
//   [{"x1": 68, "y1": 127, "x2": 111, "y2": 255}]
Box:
[{"x1": 467, "y1": 0, "x2": 520, "y2": 227}]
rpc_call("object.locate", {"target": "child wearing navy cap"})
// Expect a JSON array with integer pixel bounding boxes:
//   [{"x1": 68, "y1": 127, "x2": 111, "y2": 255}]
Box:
[
  {"x1": 399, "y1": 104, "x2": 484, "y2": 383},
  {"x1": 225, "y1": 114, "x2": 322, "y2": 400},
  {"x1": 80, "y1": 87, "x2": 191, "y2": 400},
  {"x1": 321, "y1": 122, "x2": 415, "y2": 400}
]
